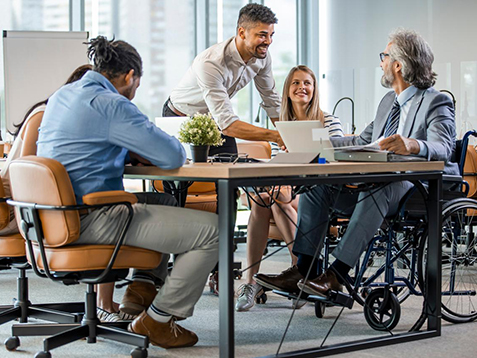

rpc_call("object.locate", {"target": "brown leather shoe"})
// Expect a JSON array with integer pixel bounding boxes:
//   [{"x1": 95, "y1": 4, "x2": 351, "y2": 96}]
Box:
[
  {"x1": 254, "y1": 266, "x2": 303, "y2": 292},
  {"x1": 297, "y1": 269, "x2": 343, "y2": 297},
  {"x1": 119, "y1": 281, "x2": 157, "y2": 315},
  {"x1": 128, "y1": 311, "x2": 198, "y2": 349}
]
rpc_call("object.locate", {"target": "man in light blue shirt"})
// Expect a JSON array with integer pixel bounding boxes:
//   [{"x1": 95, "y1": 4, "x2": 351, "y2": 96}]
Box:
[
  {"x1": 37, "y1": 36, "x2": 219, "y2": 349},
  {"x1": 255, "y1": 29, "x2": 458, "y2": 297},
  {"x1": 38, "y1": 64, "x2": 186, "y2": 204}
]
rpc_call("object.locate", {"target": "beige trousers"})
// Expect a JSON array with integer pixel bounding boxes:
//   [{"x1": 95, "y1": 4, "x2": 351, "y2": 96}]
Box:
[{"x1": 78, "y1": 202, "x2": 219, "y2": 318}]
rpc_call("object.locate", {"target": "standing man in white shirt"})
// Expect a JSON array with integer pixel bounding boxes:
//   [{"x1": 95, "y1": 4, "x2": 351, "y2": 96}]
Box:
[{"x1": 163, "y1": 3, "x2": 283, "y2": 155}]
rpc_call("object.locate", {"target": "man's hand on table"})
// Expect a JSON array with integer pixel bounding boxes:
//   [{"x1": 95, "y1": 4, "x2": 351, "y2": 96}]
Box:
[{"x1": 379, "y1": 134, "x2": 420, "y2": 155}]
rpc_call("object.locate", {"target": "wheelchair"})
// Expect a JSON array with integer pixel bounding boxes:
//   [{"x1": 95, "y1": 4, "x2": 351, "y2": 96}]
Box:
[{"x1": 267, "y1": 130, "x2": 477, "y2": 331}]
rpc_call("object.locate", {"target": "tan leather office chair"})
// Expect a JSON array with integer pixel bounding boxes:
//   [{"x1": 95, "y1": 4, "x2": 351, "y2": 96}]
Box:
[
  {"x1": 153, "y1": 181, "x2": 217, "y2": 213},
  {"x1": 463, "y1": 144, "x2": 477, "y2": 198},
  {"x1": 0, "y1": 174, "x2": 84, "y2": 347},
  {"x1": 152, "y1": 141, "x2": 273, "y2": 213},
  {"x1": 20, "y1": 109, "x2": 43, "y2": 157},
  {"x1": 7, "y1": 156, "x2": 162, "y2": 357},
  {"x1": 236, "y1": 141, "x2": 289, "y2": 240}
]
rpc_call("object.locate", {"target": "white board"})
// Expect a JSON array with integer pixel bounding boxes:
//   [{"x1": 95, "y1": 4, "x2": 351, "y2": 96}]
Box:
[{"x1": 3, "y1": 31, "x2": 89, "y2": 135}]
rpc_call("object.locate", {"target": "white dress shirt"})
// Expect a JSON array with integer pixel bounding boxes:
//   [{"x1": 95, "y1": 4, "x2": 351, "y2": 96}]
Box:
[
  {"x1": 170, "y1": 36, "x2": 281, "y2": 130},
  {"x1": 396, "y1": 85, "x2": 417, "y2": 136}
]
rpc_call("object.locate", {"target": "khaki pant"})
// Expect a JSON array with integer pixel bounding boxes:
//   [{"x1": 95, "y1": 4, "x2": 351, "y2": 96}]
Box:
[{"x1": 78, "y1": 201, "x2": 219, "y2": 318}]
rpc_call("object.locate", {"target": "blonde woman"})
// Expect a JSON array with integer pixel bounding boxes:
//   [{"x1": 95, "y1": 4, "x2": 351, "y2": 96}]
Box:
[{"x1": 236, "y1": 65, "x2": 344, "y2": 311}]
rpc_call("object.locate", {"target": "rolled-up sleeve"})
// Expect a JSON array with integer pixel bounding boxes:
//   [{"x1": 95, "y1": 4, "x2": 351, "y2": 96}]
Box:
[
  {"x1": 108, "y1": 100, "x2": 186, "y2": 169},
  {"x1": 254, "y1": 57, "x2": 281, "y2": 118},
  {"x1": 193, "y1": 60, "x2": 239, "y2": 130}
]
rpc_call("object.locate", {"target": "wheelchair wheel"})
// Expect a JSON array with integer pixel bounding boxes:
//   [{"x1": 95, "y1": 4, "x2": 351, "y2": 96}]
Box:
[
  {"x1": 363, "y1": 288, "x2": 401, "y2": 331},
  {"x1": 418, "y1": 198, "x2": 477, "y2": 323},
  {"x1": 353, "y1": 230, "x2": 419, "y2": 305}
]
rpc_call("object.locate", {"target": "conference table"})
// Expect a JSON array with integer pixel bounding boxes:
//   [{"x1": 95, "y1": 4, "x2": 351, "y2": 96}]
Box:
[{"x1": 124, "y1": 160, "x2": 444, "y2": 358}]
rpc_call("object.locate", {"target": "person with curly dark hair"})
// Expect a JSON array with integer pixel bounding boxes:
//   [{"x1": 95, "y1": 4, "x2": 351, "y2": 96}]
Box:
[
  {"x1": 164, "y1": 3, "x2": 283, "y2": 155},
  {"x1": 37, "y1": 36, "x2": 219, "y2": 349}
]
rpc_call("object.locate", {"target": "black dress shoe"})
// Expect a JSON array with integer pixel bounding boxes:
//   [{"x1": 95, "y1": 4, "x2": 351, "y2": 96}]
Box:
[
  {"x1": 297, "y1": 269, "x2": 343, "y2": 297},
  {"x1": 254, "y1": 266, "x2": 303, "y2": 292}
]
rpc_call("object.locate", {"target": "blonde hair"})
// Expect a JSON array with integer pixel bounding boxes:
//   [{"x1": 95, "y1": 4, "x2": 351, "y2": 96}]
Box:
[{"x1": 279, "y1": 65, "x2": 324, "y2": 122}]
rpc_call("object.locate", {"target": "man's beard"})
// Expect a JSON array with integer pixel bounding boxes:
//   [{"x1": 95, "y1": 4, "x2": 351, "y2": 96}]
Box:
[{"x1": 381, "y1": 67, "x2": 394, "y2": 88}]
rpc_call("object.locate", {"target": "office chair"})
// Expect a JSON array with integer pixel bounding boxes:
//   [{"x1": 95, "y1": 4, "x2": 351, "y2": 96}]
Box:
[
  {"x1": 6, "y1": 156, "x2": 162, "y2": 358},
  {"x1": 0, "y1": 176, "x2": 84, "y2": 348},
  {"x1": 237, "y1": 140, "x2": 307, "y2": 245},
  {"x1": 462, "y1": 131, "x2": 477, "y2": 199},
  {"x1": 153, "y1": 181, "x2": 217, "y2": 213}
]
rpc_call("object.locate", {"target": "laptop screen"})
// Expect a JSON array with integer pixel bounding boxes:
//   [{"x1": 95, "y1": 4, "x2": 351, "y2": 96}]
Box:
[
  {"x1": 154, "y1": 116, "x2": 191, "y2": 158},
  {"x1": 275, "y1": 120, "x2": 331, "y2": 153}
]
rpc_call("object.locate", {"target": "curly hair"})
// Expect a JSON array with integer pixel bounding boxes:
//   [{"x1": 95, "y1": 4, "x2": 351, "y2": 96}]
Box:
[
  {"x1": 85, "y1": 36, "x2": 143, "y2": 79},
  {"x1": 237, "y1": 3, "x2": 278, "y2": 30},
  {"x1": 388, "y1": 29, "x2": 437, "y2": 89}
]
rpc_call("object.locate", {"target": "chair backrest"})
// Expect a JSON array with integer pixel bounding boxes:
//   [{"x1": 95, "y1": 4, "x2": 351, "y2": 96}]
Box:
[
  {"x1": 237, "y1": 141, "x2": 271, "y2": 159},
  {"x1": 463, "y1": 145, "x2": 477, "y2": 198},
  {"x1": 9, "y1": 156, "x2": 80, "y2": 247},
  {"x1": 20, "y1": 111, "x2": 43, "y2": 157},
  {"x1": 153, "y1": 180, "x2": 216, "y2": 195},
  {"x1": 0, "y1": 176, "x2": 11, "y2": 230}
]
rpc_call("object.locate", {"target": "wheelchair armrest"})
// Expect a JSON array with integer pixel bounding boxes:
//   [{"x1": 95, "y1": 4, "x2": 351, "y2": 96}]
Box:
[
  {"x1": 82, "y1": 191, "x2": 138, "y2": 206},
  {"x1": 442, "y1": 175, "x2": 469, "y2": 196},
  {"x1": 442, "y1": 174, "x2": 462, "y2": 183}
]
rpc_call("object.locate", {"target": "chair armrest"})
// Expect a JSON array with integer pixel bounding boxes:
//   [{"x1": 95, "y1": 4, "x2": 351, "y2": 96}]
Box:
[
  {"x1": 82, "y1": 191, "x2": 138, "y2": 206},
  {"x1": 442, "y1": 174, "x2": 462, "y2": 183}
]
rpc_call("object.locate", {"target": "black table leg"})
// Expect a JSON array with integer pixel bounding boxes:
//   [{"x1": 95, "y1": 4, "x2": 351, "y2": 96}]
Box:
[
  {"x1": 218, "y1": 179, "x2": 235, "y2": 357},
  {"x1": 426, "y1": 176, "x2": 442, "y2": 332}
]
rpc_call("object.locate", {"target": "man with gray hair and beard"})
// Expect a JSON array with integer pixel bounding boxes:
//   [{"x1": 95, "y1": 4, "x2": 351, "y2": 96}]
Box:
[{"x1": 255, "y1": 29, "x2": 458, "y2": 297}]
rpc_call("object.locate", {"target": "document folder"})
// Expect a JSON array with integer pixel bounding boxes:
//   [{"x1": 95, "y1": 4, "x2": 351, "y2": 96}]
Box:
[{"x1": 334, "y1": 150, "x2": 427, "y2": 162}]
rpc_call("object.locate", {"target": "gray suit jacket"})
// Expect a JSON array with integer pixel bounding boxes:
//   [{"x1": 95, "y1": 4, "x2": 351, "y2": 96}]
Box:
[{"x1": 331, "y1": 87, "x2": 459, "y2": 175}]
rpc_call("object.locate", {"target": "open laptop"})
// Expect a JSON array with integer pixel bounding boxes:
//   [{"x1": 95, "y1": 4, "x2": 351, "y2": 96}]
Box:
[
  {"x1": 275, "y1": 121, "x2": 335, "y2": 161},
  {"x1": 154, "y1": 116, "x2": 191, "y2": 158}
]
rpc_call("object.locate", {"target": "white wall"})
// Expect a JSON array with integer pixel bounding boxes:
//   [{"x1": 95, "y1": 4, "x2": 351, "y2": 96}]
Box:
[{"x1": 320, "y1": 0, "x2": 477, "y2": 138}]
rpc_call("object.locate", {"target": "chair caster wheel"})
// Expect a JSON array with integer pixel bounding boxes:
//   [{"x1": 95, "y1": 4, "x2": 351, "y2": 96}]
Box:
[
  {"x1": 233, "y1": 269, "x2": 242, "y2": 280},
  {"x1": 131, "y1": 347, "x2": 148, "y2": 358},
  {"x1": 35, "y1": 351, "x2": 52, "y2": 358},
  {"x1": 256, "y1": 292, "x2": 267, "y2": 304},
  {"x1": 4, "y1": 336, "x2": 20, "y2": 351},
  {"x1": 315, "y1": 302, "x2": 326, "y2": 318}
]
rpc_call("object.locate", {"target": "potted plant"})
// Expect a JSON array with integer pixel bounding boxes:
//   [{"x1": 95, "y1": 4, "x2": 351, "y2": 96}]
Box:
[{"x1": 178, "y1": 113, "x2": 224, "y2": 162}]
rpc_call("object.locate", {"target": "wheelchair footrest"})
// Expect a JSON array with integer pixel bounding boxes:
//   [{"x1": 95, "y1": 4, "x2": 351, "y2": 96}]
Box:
[
  {"x1": 307, "y1": 291, "x2": 354, "y2": 309},
  {"x1": 273, "y1": 289, "x2": 354, "y2": 309},
  {"x1": 327, "y1": 290, "x2": 354, "y2": 309}
]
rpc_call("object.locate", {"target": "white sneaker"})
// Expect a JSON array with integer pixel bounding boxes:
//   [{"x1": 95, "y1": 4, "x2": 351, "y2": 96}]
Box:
[
  {"x1": 97, "y1": 308, "x2": 136, "y2": 322},
  {"x1": 97, "y1": 308, "x2": 120, "y2": 322},
  {"x1": 235, "y1": 283, "x2": 266, "y2": 312},
  {"x1": 116, "y1": 310, "x2": 137, "y2": 321}
]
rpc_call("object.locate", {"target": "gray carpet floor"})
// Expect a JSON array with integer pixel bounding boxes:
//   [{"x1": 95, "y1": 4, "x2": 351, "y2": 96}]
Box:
[{"x1": 0, "y1": 242, "x2": 476, "y2": 358}]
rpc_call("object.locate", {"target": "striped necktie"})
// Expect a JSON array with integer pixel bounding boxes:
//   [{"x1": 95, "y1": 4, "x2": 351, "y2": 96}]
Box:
[{"x1": 384, "y1": 98, "x2": 400, "y2": 137}]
